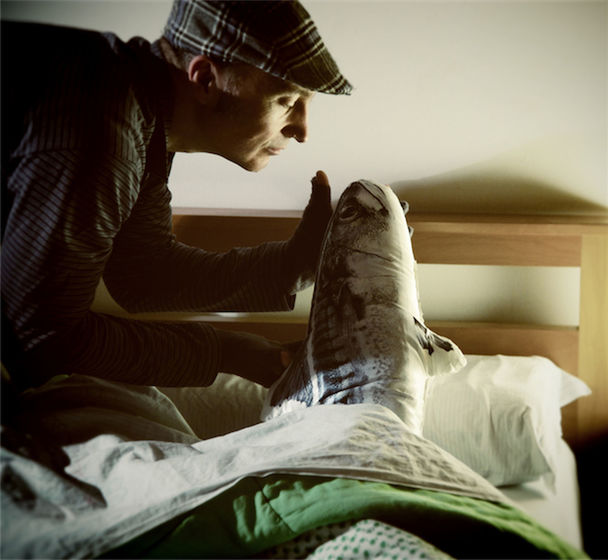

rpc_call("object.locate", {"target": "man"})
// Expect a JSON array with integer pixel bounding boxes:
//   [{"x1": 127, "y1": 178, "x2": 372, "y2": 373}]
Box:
[{"x1": 1, "y1": 0, "x2": 352, "y2": 393}]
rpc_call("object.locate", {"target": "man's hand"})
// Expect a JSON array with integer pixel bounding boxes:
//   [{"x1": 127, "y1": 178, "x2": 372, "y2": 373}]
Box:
[
  {"x1": 216, "y1": 329, "x2": 294, "y2": 387},
  {"x1": 285, "y1": 170, "x2": 333, "y2": 293}
]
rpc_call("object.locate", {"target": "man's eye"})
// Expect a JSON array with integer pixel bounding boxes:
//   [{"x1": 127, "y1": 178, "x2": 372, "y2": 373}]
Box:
[{"x1": 279, "y1": 97, "x2": 296, "y2": 110}]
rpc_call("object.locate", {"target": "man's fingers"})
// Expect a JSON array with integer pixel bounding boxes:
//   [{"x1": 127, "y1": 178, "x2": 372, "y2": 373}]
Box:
[
  {"x1": 284, "y1": 340, "x2": 304, "y2": 353},
  {"x1": 280, "y1": 350, "x2": 292, "y2": 368},
  {"x1": 310, "y1": 170, "x2": 331, "y2": 207},
  {"x1": 313, "y1": 169, "x2": 330, "y2": 188}
]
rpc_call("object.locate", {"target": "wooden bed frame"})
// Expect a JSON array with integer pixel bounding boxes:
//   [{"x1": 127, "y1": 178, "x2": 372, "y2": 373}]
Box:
[{"x1": 172, "y1": 209, "x2": 608, "y2": 449}]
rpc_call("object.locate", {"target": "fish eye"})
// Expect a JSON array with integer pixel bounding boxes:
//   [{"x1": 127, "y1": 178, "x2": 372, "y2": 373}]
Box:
[{"x1": 338, "y1": 203, "x2": 360, "y2": 222}]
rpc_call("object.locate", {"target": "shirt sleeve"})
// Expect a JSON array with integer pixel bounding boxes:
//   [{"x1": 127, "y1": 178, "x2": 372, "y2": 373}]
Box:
[
  {"x1": 2, "y1": 147, "x2": 294, "y2": 390},
  {"x1": 103, "y1": 165, "x2": 296, "y2": 315}
]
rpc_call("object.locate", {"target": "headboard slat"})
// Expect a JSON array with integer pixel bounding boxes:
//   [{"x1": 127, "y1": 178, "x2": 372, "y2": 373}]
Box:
[
  {"x1": 413, "y1": 233, "x2": 581, "y2": 266},
  {"x1": 578, "y1": 234, "x2": 608, "y2": 445},
  {"x1": 427, "y1": 321, "x2": 579, "y2": 374}
]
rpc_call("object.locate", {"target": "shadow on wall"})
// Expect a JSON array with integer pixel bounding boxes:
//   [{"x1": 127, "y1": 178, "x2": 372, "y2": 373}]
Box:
[{"x1": 392, "y1": 172, "x2": 607, "y2": 215}]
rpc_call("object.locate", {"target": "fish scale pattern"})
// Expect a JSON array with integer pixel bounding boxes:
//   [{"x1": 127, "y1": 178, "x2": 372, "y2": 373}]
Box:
[{"x1": 262, "y1": 180, "x2": 465, "y2": 429}]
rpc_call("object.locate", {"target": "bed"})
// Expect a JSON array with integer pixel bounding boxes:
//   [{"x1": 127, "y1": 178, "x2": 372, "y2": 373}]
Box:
[{"x1": 2, "y1": 206, "x2": 606, "y2": 559}]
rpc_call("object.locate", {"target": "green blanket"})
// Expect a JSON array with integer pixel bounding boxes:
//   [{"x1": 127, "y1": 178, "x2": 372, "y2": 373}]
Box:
[{"x1": 103, "y1": 475, "x2": 586, "y2": 559}]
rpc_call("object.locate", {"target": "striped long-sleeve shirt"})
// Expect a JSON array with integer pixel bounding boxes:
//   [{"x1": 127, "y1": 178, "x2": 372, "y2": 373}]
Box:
[{"x1": 1, "y1": 22, "x2": 295, "y2": 389}]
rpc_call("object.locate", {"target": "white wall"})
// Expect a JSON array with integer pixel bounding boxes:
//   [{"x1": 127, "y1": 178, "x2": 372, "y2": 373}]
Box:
[
  {"x1": 4, "y1": 0, "x2": 605, "y2": 212},
  {"x1": 4, "y1": 0, "x2": 604, "y2": 326}
]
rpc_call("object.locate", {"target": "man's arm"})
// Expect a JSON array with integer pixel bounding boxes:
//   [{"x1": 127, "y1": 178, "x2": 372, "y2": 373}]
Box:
[
  {"x1": 2, "y1": 147, "x2": 311, "y2": 390},
  {"x1": 1, "y1": 151, "x2": 221, "y2": 388},
  {"x1": 102, "y1": 169, "x2": 334, "y2": 314}
]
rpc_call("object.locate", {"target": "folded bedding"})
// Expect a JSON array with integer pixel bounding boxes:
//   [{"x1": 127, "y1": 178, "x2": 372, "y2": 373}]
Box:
[
  {"x1": 1, "y1": 374, "x2": 587, "y2": 559},
  {"x1": 103, "y1": 474, "x2": 583, "y2": 559},
  {"x1": 0, "y1": 387, "x2": 499, "y2": 558}
]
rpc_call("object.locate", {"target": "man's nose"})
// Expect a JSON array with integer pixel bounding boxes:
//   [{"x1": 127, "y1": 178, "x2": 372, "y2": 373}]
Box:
[{"x1": 283, "y1": 100, "x2": 309, "y2": 143}]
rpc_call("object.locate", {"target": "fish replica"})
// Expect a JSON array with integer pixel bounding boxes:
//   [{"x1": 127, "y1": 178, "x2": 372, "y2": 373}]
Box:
[{"x1": 261, "y1": 179, "x2": 465, "y2": 435}]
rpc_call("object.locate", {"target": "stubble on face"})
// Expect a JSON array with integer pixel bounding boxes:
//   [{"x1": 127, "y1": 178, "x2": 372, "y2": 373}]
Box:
[{"x1": 208, "y1": 63, "x2": 314, "y2": 171}]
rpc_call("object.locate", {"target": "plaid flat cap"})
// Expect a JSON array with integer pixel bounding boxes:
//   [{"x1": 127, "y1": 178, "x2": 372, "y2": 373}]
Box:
[{"x1": 163, "y1": 0, "x2": 352, "y2": 95}]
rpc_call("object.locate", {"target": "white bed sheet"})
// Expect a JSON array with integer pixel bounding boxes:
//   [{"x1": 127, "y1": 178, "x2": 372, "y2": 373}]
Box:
[
  {"x1": 500, "y1": 438, "x2": 583, "y2": 550},
  {"x1": 2, "y1": 388, "x2": 507, "y2": 559}
]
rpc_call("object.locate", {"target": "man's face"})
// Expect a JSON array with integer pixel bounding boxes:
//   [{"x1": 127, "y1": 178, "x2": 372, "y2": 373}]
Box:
[{"x1": 211, "y1": 68, "x2": 315, "y2": 172}]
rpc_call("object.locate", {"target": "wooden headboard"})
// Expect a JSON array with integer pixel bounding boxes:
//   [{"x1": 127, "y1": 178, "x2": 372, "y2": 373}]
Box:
[{"x1": 172, "y1": 209, "x2": 608, "y2": 449}]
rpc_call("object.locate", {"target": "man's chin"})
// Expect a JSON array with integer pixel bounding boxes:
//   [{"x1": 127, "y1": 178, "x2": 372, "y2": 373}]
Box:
[{"x1": 237, "y1": 155, "x2": 271, "y2": 172}]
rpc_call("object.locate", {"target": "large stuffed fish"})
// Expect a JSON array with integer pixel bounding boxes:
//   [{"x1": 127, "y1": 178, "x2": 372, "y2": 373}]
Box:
[{"x1": 261, "y1": 179, "x2": 465, "y2": 435}]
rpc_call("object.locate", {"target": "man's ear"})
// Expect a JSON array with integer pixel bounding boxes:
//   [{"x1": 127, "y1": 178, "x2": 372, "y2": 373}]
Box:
[{"x1": 187, "y1": 55, "x2": 220, "y2": 101}]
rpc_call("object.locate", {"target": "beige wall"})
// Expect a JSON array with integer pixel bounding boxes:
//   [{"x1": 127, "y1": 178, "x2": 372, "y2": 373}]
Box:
[
  {"x1": 4, "y1": 0, "x2": 605, "y2": 213},
  {"x1": 5, "y1": 0, "x2": 604, "y2": 326}
]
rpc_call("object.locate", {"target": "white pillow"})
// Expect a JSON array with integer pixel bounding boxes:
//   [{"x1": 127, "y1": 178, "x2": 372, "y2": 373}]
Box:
[
  {"x1": 160, "y1": 374, "x2": 267, "y2": 440},
  {"x1": 422, "y1": 354, "x2": 591, "y2": 487}
]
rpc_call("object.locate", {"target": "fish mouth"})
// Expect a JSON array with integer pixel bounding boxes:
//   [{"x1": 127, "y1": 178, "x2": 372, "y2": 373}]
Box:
[
  {"x1": 332, "y1": 180, "x2": 396, "y2": 263},
  {"x1": 350, "y1": 180, "x2": 390, "y2": 213}
]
